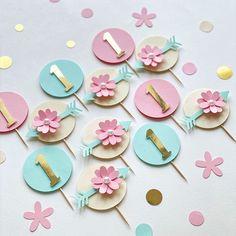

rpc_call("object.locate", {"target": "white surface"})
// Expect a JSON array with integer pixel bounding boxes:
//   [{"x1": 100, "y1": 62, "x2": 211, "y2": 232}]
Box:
[{"x1": 0, "y1": 0, "x2": 236, "y2": 235}]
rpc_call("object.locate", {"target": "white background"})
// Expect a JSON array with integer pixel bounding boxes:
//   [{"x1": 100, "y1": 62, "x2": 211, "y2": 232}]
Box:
[{"x1": 0, "y1": 0, "x2": 236, "y2": 235}]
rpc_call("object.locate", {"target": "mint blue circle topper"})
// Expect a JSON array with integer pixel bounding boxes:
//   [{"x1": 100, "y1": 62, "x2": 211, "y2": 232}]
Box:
[
  {"x1": 133, "y1": 123, "x2": 180, "y2": 166},
  {"x1": 23, "y1": 146, "x2": 72, "y2": 192},
  {"x1": 39, "y1": 59, "x2": 84, "y2": 98}
]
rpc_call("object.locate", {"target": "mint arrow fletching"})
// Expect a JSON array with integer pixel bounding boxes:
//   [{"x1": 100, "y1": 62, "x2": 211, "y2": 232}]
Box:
[
  {"x1": 119, "y1": 121, "x2": 131, "y2": 131},
  {"x1": 60, "y1": 100, "x2": 82, "y2": 119},
  {"x1": 26, "y1": 128, "x2": 39, "y2": 139}
]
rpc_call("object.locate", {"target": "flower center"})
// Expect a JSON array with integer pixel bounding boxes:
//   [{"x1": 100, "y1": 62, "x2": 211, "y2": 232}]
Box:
[
  {"x1": 148, "y1": 52, "x2": 155, "y2": 59},
  {"x1": 208, "y1": 99, "x2": 215, "y2": 106},
  {"x1": 100, "y1": 82, "x2": 106, "y2": 89},
  {"x1": 103, "y1": 176, "x2": 111, "y2": 184},
  {"x1": 107, "y1": 129, "x2": 114, "y2": 135},
  {"x1": 43, "y1": 118, "x2": 50, "y2": 125}
]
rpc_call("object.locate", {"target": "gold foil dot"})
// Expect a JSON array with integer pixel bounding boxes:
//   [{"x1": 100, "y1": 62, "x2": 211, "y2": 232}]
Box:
[
  {"x1": 199, "y1": 21, "x2": 214, "y2": 33},
  {"x1": 0, "y1": 56, "x2": 13, "y2": 69},
  {"x1": 0, "y1": 151, "x2": 6, "y2": 164},
  {"x1": 217, "y1": 66, "x2": 233, "y2": 80},
  {"x1": 66, "y1": 40, "x2": 76, "y2": 48},
  {"x1": 15, "y1": 24, "x2": 24, "y2": 32},
  {"x1": 146, "y1": 189, "x2": 163, "y2": 206}
]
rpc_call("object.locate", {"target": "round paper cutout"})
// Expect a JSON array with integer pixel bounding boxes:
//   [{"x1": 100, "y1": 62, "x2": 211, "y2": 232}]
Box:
[
  {"x1": 133, "y1": 123, "x2": 180, "y2": 166},
  {"x1": 77, "y1": 165, "x2": 127, "y2": 211},
  {"x1": 136, "y1": 36, "x2": 179, "y2": 72},
  {"x1": 0, "y1": 92, "x2": 28, "y2": 133},
  {"x1": 28, "y1": 100, "x2": 76, "y2": 143},
  {"x1": 23, "y1": 146, "x2": 72, "y2": 192},
  {"x1": 183, "y1": 89, "x2": 230, "y2": 129},
  {"x1": 39, "y1": 59, "x2": 84, "y2": 98},
  {"x1": 134, "y1": 79, "x2": 180, "y2": 119},
  {"x1": 92, "y1": 28, "x2": 135, "y2": 64},
  {"x1": 85, "y1": 68, "x2": 129, "y2": 106},
  {"x1": 81, "y1": 117, "x2": 130, "y2": 159}
]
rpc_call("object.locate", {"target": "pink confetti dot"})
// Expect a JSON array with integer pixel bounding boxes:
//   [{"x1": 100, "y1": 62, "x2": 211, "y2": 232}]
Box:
[
  {"x1": 81, "y1": 8, "x2": 93, "y2": 18},
  {"x1": 49, "y1": 0, "x2": 60, "y2": 3},
  {"x1": 189, "y1": 211, "x2": 204, "y2": 226},
  {"x1": 182, "y1": 62, "x2": 197, "y2": 75}
]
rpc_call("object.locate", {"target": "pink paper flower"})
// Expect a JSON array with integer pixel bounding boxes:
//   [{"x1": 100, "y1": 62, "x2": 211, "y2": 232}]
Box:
[
  {"x1": 195, "y1": 151, "x2": 224, "y2": 179},
  {"x1": 33, "y1": 109, "x2": 61, "y2": 134},
  {"x1": 23, "y1": 201, "x2": 54, "y2": 232},
  {"x1": 197, "y1": 90, "x2": 225, "y2": 114},
  {"x1": 96, "y1": 119, "x2": 125, "y2": 145},
  {"x1": 90, "y1": 74, "x2": 116, "y2": 98},
  {"x1": 132, "y1": 7, "x2": 156, "y2": 27},
  {"x1": 91, "y1": 166, "x2": 122, "y2": 194},
  {"x1": 138, "y1": 45, "x2": 164, "y2": 67}
]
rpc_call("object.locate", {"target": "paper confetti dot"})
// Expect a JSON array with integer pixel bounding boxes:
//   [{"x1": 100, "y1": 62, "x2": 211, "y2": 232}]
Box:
[
  {"x1": 200, "y1": 21, "x2": 214, "y2": 32},
  {"x1": 182, "y1": 62, "x2": 197, "y2": 75},
  {"x1": 49, "y1": 0, "x2": 60, "y2": 2},
  {"x1": 0, "y1": 151, "x2": 6, "y2": 165},
  {"x1": 136, "y1": 224, "x2": 153, "y2": 236},
  {"x1": 15, "y1": 24, "x2": 24, "y2": 32},
  {"x1": 0, "y1": 56, "x2": 13, "y2": 69},
  {"x1": 146, "y1": 189, "x2": 162, "y2": 206},
  {"x1": 189, "y1": 211, "x2": 204, "y2": 226},
  {"x1": 81, "y1": 8, "x2": 93, "y2": 18},
  {"x1": 66, "y1": 40, "x2": 76, "y2": 48},
  {"x1": 217, "y1": 66, "x2": 233, "y2": 80}
]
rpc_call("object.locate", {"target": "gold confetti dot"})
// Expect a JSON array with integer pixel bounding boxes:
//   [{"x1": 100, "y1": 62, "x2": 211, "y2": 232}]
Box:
[
  {"x1": 217, "y1": 66, "x2": 233, "y2": 80},
  {"x1": 0, "y1": 56, "x2": 13, "y2": 69},
  {"x1": 15, "y1": 24, "x2": 24, "y2": 32},
  {"x1": 199, "y1": 21, "x2": 214, "y2": 33},
  {"x1": 146, "y1": 189, "x2": 163, "y2": 206},
  {"x1": 66, "y1": 40, "x2": 76, "y2": 48}
]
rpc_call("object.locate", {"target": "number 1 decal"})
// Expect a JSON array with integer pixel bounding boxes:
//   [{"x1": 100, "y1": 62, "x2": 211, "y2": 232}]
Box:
[
  {"x1": 103, "y1": 32, "x2": 125, "y2": 58},
  {"x1": 0, "y1": 98, "x2": 16, "y2": 128}
]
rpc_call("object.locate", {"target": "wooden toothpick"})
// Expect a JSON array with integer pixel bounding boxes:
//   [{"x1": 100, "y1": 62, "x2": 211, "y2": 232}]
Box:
[
  {"x1": 168, "y1": 68, "x2": 183, "y2": 85},
  {"x1": 170, "y1": 162, "x2": 187, "y2": 182},
  {"x1": 63, "y1": 139, "x2": 77, "y2": 158},
  {"x1": 125, "y1": 60, "x2": 139, "y2": 77},
  {"x1": 115, "y1": 206, "x2": 130, "y2": 226},
  {"x1": 119, "y1": 155, "x2": 135, "y2": 174},
  {"x1": 59, "y1": 188, "x2": 74, "y2": 210},
  {"x1": 170, "y1": 115, "x2": 187, "y2": 133},
  {"x1": 120, "y1": 103, "x2": 135, "y2": 120},
  {"x1": 73, "y1": 93, "x2": 89, "y2": 111},
  {"x1": 15, "y1": 129, "x2": 28, "y2": 148},
  {"x1": 220, "y1": 125, "x2": 236, "y2": 142}
]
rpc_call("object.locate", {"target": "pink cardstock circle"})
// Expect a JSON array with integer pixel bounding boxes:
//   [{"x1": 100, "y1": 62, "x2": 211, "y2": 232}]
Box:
[
  {"x1": 189, "y1": 211, "x2": 204, "y2": 226},
  {"x1": 134, "y1": 79, "x2": 180, "y2": 118},
  {"x1": 182, "y1": 63, "x2": 197, "y2": 75},
  {"x1": 92, "y1": 28, "x2": 135, "y2": 64},
  {"x1": 0, "y1": 92, "x2": 28, "y2": 133},
  {"x1": 81, "y1": 8, "x2": 93, "y2": 18}
]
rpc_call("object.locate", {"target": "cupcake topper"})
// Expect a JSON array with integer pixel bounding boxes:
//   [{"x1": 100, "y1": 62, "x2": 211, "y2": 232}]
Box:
[
  {"x1": 27, "y1": 100, "x2": 82, "y2": 157},
  {"x1": 72, "y1": 165, "x2": 130, "y2": 225},
  {"x1": 0, "y1": 92, "x2": 28, "y2": 147},
  {"x1": 23, "y1": 147, "x2": 73, "y2": 209},
  {"x1": 80, "y1": 117, "x2": 134, "y2": 172},
  {"x1": 134, "y1": 79, "x2": 186, "y2": 133},
  {"x1": 39, "y1": 59, "x2": 88, "y2": 111},
  {"x1": 133, "y1": 123, "x2": 187, "y2": 181},
  {"x1": 83, "y1": 67, "x2": 135, "y2": 119},
  {"x1": 180, "y1": 89, "x2": 235, "y2": 141},
  {"x1": 92, "y1": 28, "x2": 138, "y2": 76},
  {"x1": 134, "y1": 36, "x2": 183, "y2": 84}
]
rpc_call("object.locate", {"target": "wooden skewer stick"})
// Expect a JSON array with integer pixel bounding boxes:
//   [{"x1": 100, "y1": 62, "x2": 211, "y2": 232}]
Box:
[
  {"x1": 73, "y1": 93, "x2": 89, "y2": 111},
  {"x1": 115, "y1": 206, "x2": 130, "y2": 226},
  {"x1": 220, "y1": 125, "x2": 236, "y2": 142},
  {"x1": 125, "y1": 60, "x2": 139, "y2": 77},
  {"x1": 170, "y1": 115, "x2": 187, "y2": 133},
  {"x1": 119, "y1": 155, "x2": 135, "y2": 174},
  {"x1": 59, "y1": 188, "x2": 74, "y2": 210},
  {"x1": 63, "y1": 139, "x2": 77, "y2": 158},
  {"x1": 120, "y1": 103, "x2": 135, "y2": 120},
  {"x1": 15, "y1": 129, "x2": 28, "y2": 148},
  {"x1": 168, "y1": 69, "x2": 183, "y2": 85},
  {"x1": 170, "y1": 162, "x2": 187, "y2": 182}
]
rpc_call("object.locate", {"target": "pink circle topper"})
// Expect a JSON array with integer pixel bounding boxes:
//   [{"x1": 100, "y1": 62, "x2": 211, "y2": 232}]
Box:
[
  {"x1": 0, "y1": 92, "x2": 28, "y2": 133},
  {"x1": 134, "y1": 79, "x2": 180, "y2": 119},
  {"x1": 92, "y1": 28, "x2": 135, "y2": 64},
  {"x1": 189, "y1": 211, "x2": 204, "y2": 226}
]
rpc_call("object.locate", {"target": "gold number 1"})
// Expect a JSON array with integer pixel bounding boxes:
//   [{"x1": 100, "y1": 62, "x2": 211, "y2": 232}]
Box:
[
  {"x1": 103, "y1": 32, "x2": 125, "y2": 58},
  {"x1": 35, "y1": 154, "x2": 60, "y2": 187},
  {"x1": 0, "y1": 98, "x2": 16, "y2": 128}
]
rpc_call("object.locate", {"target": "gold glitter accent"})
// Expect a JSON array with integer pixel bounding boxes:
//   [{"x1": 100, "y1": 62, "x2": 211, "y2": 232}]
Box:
[
  {"x1": 0, "y1": 56, "x2": 12, "y2": 69},
  {"x1": 217, "y1": 66, "x2": 233, "y2": 80}
]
